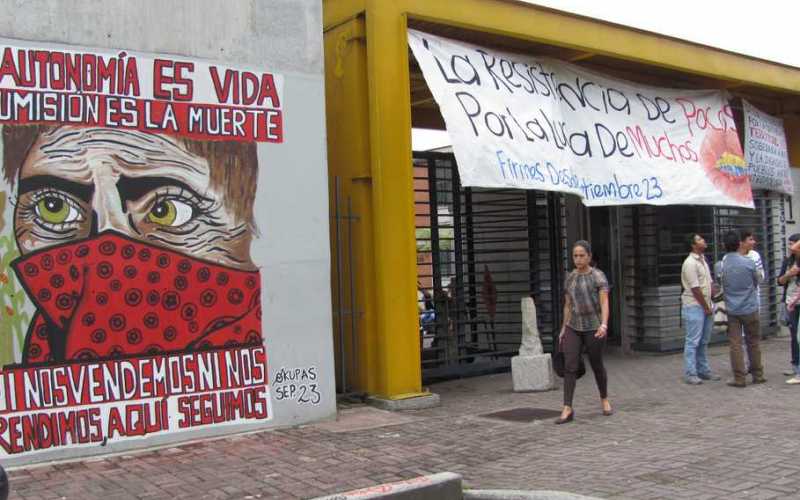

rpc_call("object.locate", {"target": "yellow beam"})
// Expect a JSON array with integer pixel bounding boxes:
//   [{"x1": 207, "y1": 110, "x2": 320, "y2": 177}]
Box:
[
  {"x1": 397, "y1": 0, "x2": 800, "y2": 95},
  {"x1": 723, "y1": 81, "x2": 747, "y2": 90},
  {"x1": 569, "y1": 52, "x2": 595, "y2": 63},
  {"x1": 323, "y1": 0, "x2": 366, "y2": 32},
  {"x1": 362, "y1": 0, "x2": 423, "y2": 398}
]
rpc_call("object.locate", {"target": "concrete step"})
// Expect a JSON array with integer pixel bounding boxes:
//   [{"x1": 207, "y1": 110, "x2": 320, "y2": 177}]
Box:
[
  {"x1": 465, "y1": 490, "x2": 600, "y2": 499},
  {"x1": 312, "y1": 472, "x2": 462, "y2": 500}
]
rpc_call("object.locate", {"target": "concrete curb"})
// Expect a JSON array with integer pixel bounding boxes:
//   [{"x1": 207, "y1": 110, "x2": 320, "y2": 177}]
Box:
[
  {"x1": 464, "y1": 490, "x2": 601, "y2": 500},
  {"x1": 312, "y1": 472, "x2": 461, "y2": 499}
]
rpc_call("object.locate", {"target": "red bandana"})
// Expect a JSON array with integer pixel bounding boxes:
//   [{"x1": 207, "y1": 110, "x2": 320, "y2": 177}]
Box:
[{"x1": 12, "y1": 232, "x2": 262, "y2": 365}]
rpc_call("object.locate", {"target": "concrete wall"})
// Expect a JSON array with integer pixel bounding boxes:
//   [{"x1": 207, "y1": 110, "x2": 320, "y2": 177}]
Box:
[
  {"x1": 0, "y1": 0, "x2": 323, "y2": 74},
  {"x1": 0, "y1": 0, "x2": 335, "y2": 465}
]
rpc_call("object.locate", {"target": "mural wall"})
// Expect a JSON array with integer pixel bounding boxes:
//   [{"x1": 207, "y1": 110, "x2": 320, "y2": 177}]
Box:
[{"x1": 0, "y1": 0, "x2": 334, "y2": 465}]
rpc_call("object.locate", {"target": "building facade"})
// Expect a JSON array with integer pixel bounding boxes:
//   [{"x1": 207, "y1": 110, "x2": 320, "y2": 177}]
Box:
[{"x1": 323, "y1": 0, "x2": 800, "y2": 399}]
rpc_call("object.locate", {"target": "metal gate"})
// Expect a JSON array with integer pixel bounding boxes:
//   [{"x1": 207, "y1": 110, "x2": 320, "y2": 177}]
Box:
[
  {"x1": 621, "y1": 190, "x2": 783, "y2": 350},
  {"x1": 331, "y1": 177, "x2": 361, "y2": 394},
  {"x1": 413, "y1": 152, "x2": 566, "y2": 381},
  {"x1": 713, "y1": 190, "x2": 783, "y2": 332}
]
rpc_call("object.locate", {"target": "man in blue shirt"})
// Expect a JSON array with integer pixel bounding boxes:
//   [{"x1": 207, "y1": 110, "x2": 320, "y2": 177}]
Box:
[{"x1": 716, "y1": 230, "x2": 765, "y2": 387}]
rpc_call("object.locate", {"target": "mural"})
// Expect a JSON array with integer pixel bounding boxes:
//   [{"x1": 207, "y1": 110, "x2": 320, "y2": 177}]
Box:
[{"x1": 0, "y1": 40, "x2": 283, "y2": 456}]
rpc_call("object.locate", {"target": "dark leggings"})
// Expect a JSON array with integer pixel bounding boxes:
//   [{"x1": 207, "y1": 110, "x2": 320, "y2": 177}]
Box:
[{"x1": 562, "y1": 326, "x2": 608, "y2": 407}]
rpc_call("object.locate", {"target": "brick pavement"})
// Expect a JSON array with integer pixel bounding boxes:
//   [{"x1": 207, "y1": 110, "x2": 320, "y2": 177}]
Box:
[{"x1": 8, "y1": 337, "x2": 800, "y2": 500}]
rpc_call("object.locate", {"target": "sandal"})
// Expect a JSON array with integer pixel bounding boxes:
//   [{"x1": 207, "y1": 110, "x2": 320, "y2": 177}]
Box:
[{"x1": 554, "y1": 410, "x2": 574, "y2": 425}]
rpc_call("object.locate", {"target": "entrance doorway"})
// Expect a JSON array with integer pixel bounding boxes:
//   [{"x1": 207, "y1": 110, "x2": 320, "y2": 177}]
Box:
[
  {"x1": 413, "y1": 151, "x2": 568, "y2": 381},
  {"x1": 588, "y1": 207, "x2": 624, "y2": 344}
]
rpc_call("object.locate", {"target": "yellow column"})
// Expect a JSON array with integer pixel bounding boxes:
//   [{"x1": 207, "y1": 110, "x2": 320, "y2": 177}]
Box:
[
  {"x1": 324, "y1": 15, "x2": 377, "y2": 395},
  {"x1": 363, "y1": 0, "x2": 424, "y2": 399}
]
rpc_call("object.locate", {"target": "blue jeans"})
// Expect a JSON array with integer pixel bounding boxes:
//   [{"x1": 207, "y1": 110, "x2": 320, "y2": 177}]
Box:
[{"x1": 683, "y1": 305, "x2": 713, "y2": 378}]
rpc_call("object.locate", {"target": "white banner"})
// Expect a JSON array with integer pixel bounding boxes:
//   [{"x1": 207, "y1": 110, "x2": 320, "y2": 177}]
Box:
[
  {"x1": 408, "y1": 30, "x2": 754, "y2": 208},
  {"x1": 743, "y1": 100, "x2": 793, "y2": 195}
]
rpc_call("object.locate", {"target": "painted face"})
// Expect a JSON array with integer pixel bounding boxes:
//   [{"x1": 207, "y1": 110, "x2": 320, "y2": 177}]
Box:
[
  {"x1": 572, "y1": 246, "x2": 591, "y2": 268},
  {"x1": 13, "y1": 126, "x2": 255, "y2": 270},
  {"x1": 9, "y1": 126, "x2": 263, "y2": 364}
]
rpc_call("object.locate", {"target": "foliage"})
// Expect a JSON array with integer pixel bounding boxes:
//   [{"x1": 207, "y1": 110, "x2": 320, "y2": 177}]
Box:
[
  {"x1": 0, "y1": 235, "x2": 29, "y2": 366},
  {"x1": 416, "y1": 227, "x2": 454, "y2": 252}
]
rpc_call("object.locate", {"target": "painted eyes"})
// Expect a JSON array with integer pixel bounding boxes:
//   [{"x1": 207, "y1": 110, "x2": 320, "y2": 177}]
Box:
[
  {"x1": 26, "y1": 187, "x2": 204, "y2": 232},
  {"x1": 147, "y1": 199, "x2": 194, "y2": 227},
  {"x1": 35, "y1": 194, "x2": 84, "y2": 225}
]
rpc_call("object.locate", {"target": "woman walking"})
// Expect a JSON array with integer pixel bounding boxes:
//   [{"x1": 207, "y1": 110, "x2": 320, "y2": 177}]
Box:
[
  {"x1": 778, "y1": 234, "x2": 800, "y2": 383},
  {"x1": 556, "y1": 240, "x2": 613, "y2": 424}
]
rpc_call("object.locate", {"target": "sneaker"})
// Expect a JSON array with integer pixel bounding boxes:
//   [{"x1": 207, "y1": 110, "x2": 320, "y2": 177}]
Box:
[
  {"x1": 698, "y1": 372, "x2": 721, "y2": 381},
  {"x1": 752, "y1": 376, "x2": 768, "y2": 384},
  {"x1": 786, "y1": 376, "x2": 800, "y2": 385},
  {"x1": 726, "y1": 380, "x2": 746, "y2": 388},
  {"x1": 684, "y1": 375, "x2": 703, "y2": 385},
  {"x1": 783, "y1": 369, "x2": 796, "y2": 376}
]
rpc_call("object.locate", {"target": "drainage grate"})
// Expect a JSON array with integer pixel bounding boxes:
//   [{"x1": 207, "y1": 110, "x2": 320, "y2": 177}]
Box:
[{"x1": 479, "y1": 407, "x2": 561, "y2": 422}]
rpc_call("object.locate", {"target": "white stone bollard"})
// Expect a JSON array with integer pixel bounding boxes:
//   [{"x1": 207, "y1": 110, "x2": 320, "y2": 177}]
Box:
[{"x1": 511, "y1": 297, "x2": 554, "y2": 392}]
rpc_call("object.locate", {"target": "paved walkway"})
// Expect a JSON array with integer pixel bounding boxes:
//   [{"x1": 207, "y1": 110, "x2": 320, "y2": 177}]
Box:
[{"x1": 9, "y1": 337, "x2": 800, "y2": 500}]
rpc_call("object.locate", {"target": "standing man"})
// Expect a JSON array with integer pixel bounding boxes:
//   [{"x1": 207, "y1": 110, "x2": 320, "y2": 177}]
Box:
[
  {"x1": 739, "y1": 229, "x2": 764, "y2": 375},
  {"x1": 681, "y1": 233, "x2": 719, "y2": 384},
  {"x1": 740, "y1": 229, "x2": 765, "y2": 294},
  {"x1": 716, "y1": 230, "x2": 765, "y2": 387},
  {"x1": 778, "y1": 234, "x2": 800, "y2": 383}
]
